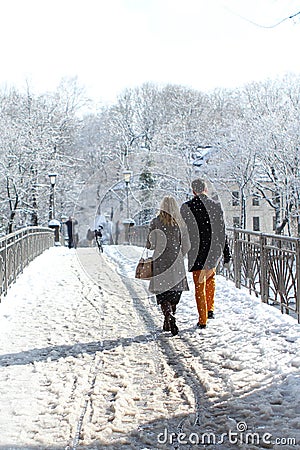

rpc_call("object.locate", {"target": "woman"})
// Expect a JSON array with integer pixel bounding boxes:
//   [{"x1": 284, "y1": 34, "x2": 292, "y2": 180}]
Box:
[{"x1": 146, "y1": 196, "x2": 190, "y2": 336}]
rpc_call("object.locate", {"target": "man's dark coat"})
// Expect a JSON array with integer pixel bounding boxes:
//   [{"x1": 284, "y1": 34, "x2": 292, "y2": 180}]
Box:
[{"x1": 180, "y1": 194, "x2": 225, "y2": 271}]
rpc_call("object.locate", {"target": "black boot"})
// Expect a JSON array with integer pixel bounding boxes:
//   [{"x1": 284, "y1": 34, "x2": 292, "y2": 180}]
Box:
[
  {"x1": 163, "y1": 318, "x2": 170, "y2": 331},
  {"x1": 169, "y1": 315, "x2": 179, "y2": 336},
  {"x1": 161, "y1": 301, "x2": 171, "y2": 331},
  {"x1": 208, "y1": 310, "x2": 215, "y2": 319},
  {"x1": 161, "y1": 301, "x2": 178, "y2": 336}
]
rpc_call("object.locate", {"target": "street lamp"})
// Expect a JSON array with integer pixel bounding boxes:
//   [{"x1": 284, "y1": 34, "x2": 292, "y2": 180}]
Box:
[
  {"x1": 123, "y1": 169, "x2": 133, "y2": 244},
  {"x1": 48, "y1": 173, "x2": 57, "y2": 220},
  {"x1": 123, "y1": 169, "x2": 132, "y2": 218},
  {"x1": 123, "y1": 169, "x2": 132, "y2": 184}
]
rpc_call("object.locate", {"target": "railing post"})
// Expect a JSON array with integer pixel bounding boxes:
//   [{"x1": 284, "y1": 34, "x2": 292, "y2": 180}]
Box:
[
  {"x1": 20, "y1": 229, "x2": 24, "y2": 274},
  {"x1": 296, "y1": 239, "x2": 300, "y2": 323},
  {"x1": 233, "y1": 229, "x2": 241, "y2": 289},
  {"x1": 260, "y1": 234, "x2": 268, "y2": 303},
  {"x1": 13, "y1": 234, "x2": 16, "y2": 284},
  {"x1": 26, "y1": 229, "x2": 29, "y2": 266},
  {"x1": 4, "y1": 237, "x2": 8, "y2": 297}
]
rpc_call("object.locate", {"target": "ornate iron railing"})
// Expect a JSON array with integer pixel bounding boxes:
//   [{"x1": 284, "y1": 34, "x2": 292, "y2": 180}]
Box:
[
  {"x1": 129, "y1": 225, "x2": 300, "y2": 323},
  {"x1": 129, "y1": 225, "x2": 149, "y2": 247},
  {"x1": 221, "y1": 228, "x2": 300, "y2": 322},
  {"x1": 0, "y1": 227, "x2": 54, "y2": 299}
]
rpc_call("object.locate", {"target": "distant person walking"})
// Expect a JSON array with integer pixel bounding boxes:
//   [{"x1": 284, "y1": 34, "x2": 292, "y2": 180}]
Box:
[
  {"x1": 146, "y1": 196, "x2": 190, "y2": 336},
  {"x1": 86, "y1": 228, "x2": 94, "y2": 247},
  {"x1": 180, "y1": 179, "x2": 225, "y2": 329},
  {"x1": 65, "y1": 216, "x2": 78, "y2": 249},
  {"x1": 115, "y1": 220, "x2": 120, "y2": 245}
]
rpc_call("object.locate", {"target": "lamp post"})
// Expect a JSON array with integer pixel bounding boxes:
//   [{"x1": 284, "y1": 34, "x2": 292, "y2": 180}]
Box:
[
  {"x1": 123, "y1": 169, "x2": 133, "y2": 244},
  {"x1": 123, "y1": 169, "x2": 132, "y2": 218},
  {"x1": 48, "y1": 173, "x2": 61, "y2": 245},
  {"x1": 48, "y1": 173, "x2": 57, "y2": 220}
]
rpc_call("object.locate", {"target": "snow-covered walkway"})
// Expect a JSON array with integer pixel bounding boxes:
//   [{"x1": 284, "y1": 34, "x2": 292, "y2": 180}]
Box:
[{"x1": 1, "y1": 245, "x2": 300, "y2": 450}]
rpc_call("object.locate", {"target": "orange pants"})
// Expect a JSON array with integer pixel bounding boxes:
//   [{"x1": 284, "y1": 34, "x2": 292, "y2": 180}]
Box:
[{"x1": 192, "y1": 269, "x2": 216, "y2": 326}]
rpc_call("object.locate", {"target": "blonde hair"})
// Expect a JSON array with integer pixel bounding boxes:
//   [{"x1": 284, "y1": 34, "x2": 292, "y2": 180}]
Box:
[{"x1": 159, "y1": 195, "x2": 183, "y2": 227}]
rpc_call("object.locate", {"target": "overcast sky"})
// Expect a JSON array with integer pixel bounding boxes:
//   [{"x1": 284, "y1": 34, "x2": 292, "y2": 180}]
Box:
[{"x1": 1, "y1": 0, "x2": 300, "y2": 104}]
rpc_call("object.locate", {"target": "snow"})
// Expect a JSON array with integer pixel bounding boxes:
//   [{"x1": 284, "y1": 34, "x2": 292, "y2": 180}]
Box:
[{"x1": 0, "y1": 245, "x2": 300, "y2": 449}]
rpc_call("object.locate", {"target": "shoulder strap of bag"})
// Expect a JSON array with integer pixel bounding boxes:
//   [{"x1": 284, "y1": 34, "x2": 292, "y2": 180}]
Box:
[{"x1": 140, "y1": 247, "x2": 149, "y2": 259}]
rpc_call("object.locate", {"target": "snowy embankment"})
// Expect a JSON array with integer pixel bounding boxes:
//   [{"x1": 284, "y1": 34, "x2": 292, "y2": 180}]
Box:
[{"x1": 0, "y1": 245, "x2": 300, "y2": 449}]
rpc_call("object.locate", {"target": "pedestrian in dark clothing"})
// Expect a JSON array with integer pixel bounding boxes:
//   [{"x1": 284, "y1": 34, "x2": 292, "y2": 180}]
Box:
[
  {"x1": 115, "y1": 220, "x2": 120, "y2": 245},
  {"x1": 146, "y1": 196, "x2": 190, "y2": 336},
  {"x1": 86, "y1": 228, "x2": 94, "y2": 247},
  {"x1": 180, "y1": 179, "x2": 226, "y2": 329},
  {"x1": 65, "y1": 216, "x2": 78, "y2": 249}
]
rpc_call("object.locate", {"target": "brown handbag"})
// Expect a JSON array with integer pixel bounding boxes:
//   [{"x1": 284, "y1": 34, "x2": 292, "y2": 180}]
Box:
[{"x1": 135, "y1": 251, "x2": 153, "y2": 280}]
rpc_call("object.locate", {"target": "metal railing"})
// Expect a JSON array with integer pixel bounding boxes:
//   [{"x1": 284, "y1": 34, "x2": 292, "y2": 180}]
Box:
[
  {"x1": 129, "y1": 225, "x2": 149, "y2": 247},
  {"x1": 221, "y1": 228, "x2": 300, "y2": 322},
  {"x1": 0, "y1": 227, "x2": 54, "y2": 299},
  {"x1": 129, "y1": 225, "x2": 300, "y2": 323}
]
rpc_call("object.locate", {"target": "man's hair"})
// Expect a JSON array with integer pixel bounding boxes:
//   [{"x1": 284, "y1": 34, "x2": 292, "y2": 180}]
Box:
[{"x1": 191, "y1": 178, "x2": 207, "y2": 194}]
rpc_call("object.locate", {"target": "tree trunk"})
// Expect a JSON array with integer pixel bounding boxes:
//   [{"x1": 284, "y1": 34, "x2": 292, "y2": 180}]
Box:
[
  {"x1": 6, "y1": 177, "x2": 19, "y2": 234},
  {"x1": 275, "y1": 217, "x2": 288, "y2": 235},
  {"x1": 240, "y1": 189, "x2": 246, "y2": 229},
  {"x1": 31, "y1": 187, "x2": 38, "y2": 226}
]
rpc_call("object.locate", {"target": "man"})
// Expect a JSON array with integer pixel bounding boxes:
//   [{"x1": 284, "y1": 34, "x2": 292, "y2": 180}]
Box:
[{"x1": 180, "y1": 179, "x2": 226, "y2": 329}]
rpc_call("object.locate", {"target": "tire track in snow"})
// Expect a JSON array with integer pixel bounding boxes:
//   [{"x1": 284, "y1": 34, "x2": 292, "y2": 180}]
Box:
[
  {"x1": 70, "y1": 249, "x2": 231, "y2": 448},
  {"x1": 117, "y1": 272, "x2": 217, "y2": 449},
  {"x1": 105, "y1": 248, "x2": 234, "y2": 449},
  {"x1": 69, "y1": 250, "x2": 186, "y2": 449},
  {"x1": 65, "y1": 265, "x2": 106, "y2": 450},
  {"x1": 65, "y1": 253, "x2": 164, "y2": 449}
]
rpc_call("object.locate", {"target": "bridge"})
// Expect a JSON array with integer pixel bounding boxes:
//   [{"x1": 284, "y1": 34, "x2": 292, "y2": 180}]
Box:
[{"x1": 0, "y1": 231, "x2": 300, "y2": 448}]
